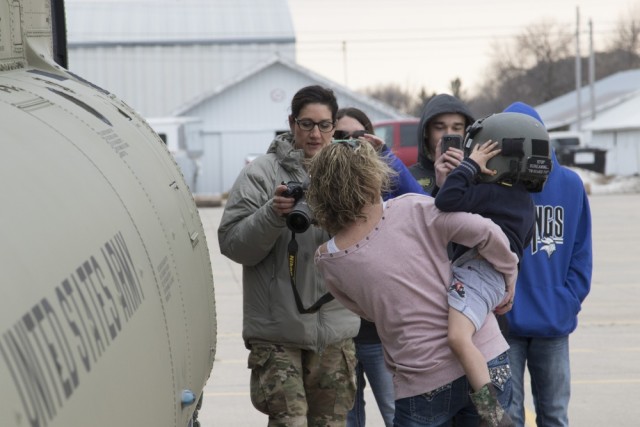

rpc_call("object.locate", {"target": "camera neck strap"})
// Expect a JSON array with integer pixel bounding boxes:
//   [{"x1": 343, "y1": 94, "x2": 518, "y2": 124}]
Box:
[{"x1": 287, "y1": 232, "x2": 334, "y2": 314}]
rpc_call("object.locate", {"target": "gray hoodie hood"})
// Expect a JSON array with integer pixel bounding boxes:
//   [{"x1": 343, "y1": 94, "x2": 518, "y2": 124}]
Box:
[{"x1": 416, "y1": 94, "x2": 475, "y2": 165}]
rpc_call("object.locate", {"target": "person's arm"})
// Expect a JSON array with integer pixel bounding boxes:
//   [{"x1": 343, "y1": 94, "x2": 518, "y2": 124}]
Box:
[
  {"x1": 218, "y1": 163, "x2": 290, "y2": 266},
  {"x1": 379, "y1": 145, "x2": 427, "y2": 199},
  {"x1": 435, "y1": 140, "x2": 500, "y2": 213},
  {"x1": 434, "y1": 158, "x2": 482, "y2": 212},
  {"x1": 566, "y1": 185, "x2": 593, "y2": 303}
]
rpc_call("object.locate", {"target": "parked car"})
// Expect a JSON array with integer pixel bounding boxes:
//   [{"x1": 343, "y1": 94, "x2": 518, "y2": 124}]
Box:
[{"x1": 373, "y1": 119, "x2": 420, "y2": 167}]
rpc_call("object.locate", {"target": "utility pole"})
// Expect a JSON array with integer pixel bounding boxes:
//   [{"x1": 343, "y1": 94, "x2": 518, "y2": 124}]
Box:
[
  {"x1": 575, "y1": 6, "x2": 582, "y2": 131},
  {"x1": 342, "y1": 40, "x2": 348, "y2": 87},
  {"x1": 589, "y1": 19, "x2": 596, "y2": 120}
]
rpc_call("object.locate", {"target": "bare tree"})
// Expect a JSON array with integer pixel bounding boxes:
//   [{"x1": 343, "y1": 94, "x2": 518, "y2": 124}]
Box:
[
  {"x1": 362, "y1": 83, "x2": 434, "y2": 116},
  {"x1": 490, "y1": 20, "x2": 573, "y2": 103},
  {"x1": 362, "y1": 83, "x2": 413, "y2": 113},
  {"x1": 450, "y1": 78, "x2": 464, "y2": 100},
  {"x1": 412, "y1": 87, "x2": 437, "y2": 116},
  {"x1": 365, "y1": 7, "x2": 640, "y2": 120},
  {"x1": 469, "y1": 20, "x2": 581, "y2": 117},
  {"x1": 606, "y1": 4, "x2": 640, "y2": 69}
]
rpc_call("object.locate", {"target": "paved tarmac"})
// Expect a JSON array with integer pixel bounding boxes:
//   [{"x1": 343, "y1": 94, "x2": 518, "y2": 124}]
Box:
[{"x1": 196, "y1": 192, "x2": 640, "y2": 426}]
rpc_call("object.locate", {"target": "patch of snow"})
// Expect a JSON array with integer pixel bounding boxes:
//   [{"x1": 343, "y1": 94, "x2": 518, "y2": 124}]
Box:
[{"x1": 568, "y1": 167, "x2": 640, "y2": 195}]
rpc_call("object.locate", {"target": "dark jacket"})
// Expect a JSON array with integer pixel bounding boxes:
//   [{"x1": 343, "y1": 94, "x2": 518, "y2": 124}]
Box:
[
  {"x1": 409, "y1": 94, "x2": 474, "y2": 194},
  {"x1": 435, "y1": 158, "x2": 535, "y2": 262}
]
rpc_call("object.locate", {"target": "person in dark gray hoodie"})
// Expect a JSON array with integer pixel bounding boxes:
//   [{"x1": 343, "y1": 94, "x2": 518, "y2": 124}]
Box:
[{"x1": 409, "y1": 94, "x2": 475, "y2": 194}]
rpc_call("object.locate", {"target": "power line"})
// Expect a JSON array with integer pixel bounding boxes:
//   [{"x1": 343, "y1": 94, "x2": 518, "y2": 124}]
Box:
[{"x1": 294, "y1": 26, "x2": 620, "y2": 47}]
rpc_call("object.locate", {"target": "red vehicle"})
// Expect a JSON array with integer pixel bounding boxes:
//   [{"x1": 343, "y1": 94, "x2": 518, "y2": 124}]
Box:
[{"x1": 373, "y1": 119, "x2": 420, "y2": 167}]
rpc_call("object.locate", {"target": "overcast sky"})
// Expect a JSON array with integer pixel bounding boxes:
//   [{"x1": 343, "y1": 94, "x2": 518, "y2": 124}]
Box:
[{"x1": 288, "y1": 0, "x2": 639, "y2": 96}]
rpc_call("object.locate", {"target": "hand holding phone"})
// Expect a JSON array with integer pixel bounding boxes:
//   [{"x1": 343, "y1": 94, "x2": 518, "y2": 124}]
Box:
[{"x1": 441, "y1": 134, "x2": 463, "y2": 153}]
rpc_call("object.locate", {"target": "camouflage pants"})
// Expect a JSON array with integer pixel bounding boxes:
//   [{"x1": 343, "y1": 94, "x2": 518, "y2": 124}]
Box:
[{"x1": 248, "y1": 339, "x2": 357, "y2": 427}]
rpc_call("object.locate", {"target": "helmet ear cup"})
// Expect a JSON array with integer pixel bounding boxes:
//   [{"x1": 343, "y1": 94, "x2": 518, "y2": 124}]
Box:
[{"x1": 464, "y1": 112, "x2": 552, "y2": 192}]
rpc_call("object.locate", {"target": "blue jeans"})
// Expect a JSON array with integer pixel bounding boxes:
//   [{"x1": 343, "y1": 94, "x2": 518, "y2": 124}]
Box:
[
  {"x1": 347, "y1": 342, "x2": 395, "y2": 427},
  {"x1": 393, "y1": 352, "x2": 512, "y2": 427},
  {"x1": 507, "y1": 336, "x2": 570, "y2": 427}
]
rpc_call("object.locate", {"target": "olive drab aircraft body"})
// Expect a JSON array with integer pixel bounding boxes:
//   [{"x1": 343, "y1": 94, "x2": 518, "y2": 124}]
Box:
[{"x1": 0, "y1": 1, "x2": 217, "y2": 426}]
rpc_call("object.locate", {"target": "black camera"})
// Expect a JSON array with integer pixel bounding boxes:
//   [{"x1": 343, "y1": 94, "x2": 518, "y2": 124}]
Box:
[
  {"x1": 282, "y1": 181, "x2": 314, "y2": 233},
  {"x1": 442, "y1": 134, "x2": 463, "y2": 153}
]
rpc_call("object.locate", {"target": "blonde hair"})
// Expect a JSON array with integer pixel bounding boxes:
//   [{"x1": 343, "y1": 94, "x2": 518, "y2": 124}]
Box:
[{"x1": 307, "y1": 142, "x2": 396, "y2": 235}]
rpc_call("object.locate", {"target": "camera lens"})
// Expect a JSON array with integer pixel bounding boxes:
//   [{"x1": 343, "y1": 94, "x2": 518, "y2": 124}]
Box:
[{"x1": 286, "y1": 211, "x2": 312, "y2": 233}]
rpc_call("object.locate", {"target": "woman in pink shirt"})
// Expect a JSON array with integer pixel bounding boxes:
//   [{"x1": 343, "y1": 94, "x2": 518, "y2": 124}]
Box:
[{"x1": 310, "y1": 141, "x2": 517, "y2": 427}]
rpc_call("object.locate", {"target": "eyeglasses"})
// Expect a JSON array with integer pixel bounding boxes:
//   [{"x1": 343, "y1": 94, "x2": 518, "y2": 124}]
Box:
[
  {"x1": 333, "y1": 129, "x2": 367, "y2": 140},
  {"x1": 295, "y1": 118, "x2": 335, "y2": 133}
]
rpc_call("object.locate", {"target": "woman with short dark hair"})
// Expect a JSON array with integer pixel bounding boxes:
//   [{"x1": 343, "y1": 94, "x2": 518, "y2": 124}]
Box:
[{"x1": 218, "y1": 85, "x2": 359, "y2": 426}]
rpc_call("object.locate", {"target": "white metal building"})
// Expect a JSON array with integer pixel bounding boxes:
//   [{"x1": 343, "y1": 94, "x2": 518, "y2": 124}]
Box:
[
  {"x1": 172, "y1": 55, "x2": 411, "y2": 194},
  {"x1": 535, "y1": 69, "x2": 640, "y2": 132},
  {"x1": 65, "y1": 0, "x2": 410, "y2": 194},
  {"x1": 66, "y1": 0, "x2": 296, "y2": 117},
  {"x1": 584, "y1": 91, "x2": 640, "y2": 175},
  {"x1": 535, "y1": 69, "x2": 640, "y2": 176}
]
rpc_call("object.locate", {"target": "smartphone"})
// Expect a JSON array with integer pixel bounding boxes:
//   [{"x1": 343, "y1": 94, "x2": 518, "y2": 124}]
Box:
[{"x1": 442, "y1": 134, "x2": 463, "y2": 153}]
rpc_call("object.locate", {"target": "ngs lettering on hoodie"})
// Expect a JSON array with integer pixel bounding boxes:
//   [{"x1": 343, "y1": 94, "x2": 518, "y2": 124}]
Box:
[{"x1": 531, "y1": 204, "x2": 563, "y2": 257}]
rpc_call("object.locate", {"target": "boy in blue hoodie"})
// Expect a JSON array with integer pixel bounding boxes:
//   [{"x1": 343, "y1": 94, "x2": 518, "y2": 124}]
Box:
[{"x1": 502, "y1": 102, "x2": 593, "y2": 427}]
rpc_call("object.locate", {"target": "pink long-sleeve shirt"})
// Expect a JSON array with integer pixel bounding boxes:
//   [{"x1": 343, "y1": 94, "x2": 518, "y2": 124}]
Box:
[{"x1": 315, "y1": 194, "x2": 517, "y2": 400}]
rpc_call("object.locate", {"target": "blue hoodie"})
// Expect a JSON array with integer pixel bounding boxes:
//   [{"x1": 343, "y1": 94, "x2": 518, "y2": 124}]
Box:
[
  {"x1": 503, "y1": 102, "x2": 593, "y2": 337},
  {"x1": 380, "y1": 144, "x2": 427, "y2": 201}
]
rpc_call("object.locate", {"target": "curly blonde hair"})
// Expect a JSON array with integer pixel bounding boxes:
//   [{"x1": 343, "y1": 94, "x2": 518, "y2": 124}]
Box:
[{"x1": 307, "y1": 141, "x2": 396, "y2": 235}]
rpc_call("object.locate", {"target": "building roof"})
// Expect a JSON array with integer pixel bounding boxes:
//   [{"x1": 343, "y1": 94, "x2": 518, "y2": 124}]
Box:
[
  {"x1": 172, "y1": 55, "x2": 412, "y2": 120},
  {"x1": 535, "y1": 69, "x2": 640, "y2": 130},
  {"x1": 583, "y1": 90, "x2": 640, "y2": 132},
  {"x1": 65, "y1": 0, "x2": 295, "y2": 47}
]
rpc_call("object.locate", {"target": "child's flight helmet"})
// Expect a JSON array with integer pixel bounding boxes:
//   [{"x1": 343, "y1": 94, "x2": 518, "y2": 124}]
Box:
[{"x1": 463, "y1": 112, "x2": 552, "y2": 192}]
